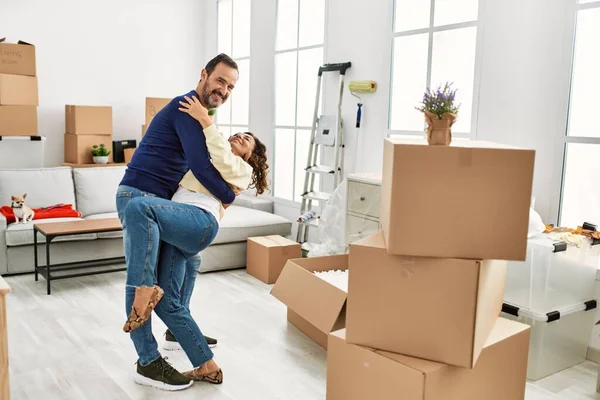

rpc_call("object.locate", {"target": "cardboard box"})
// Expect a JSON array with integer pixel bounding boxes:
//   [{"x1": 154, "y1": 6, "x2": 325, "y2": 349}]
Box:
[
  {"x1": 0, "y1": 74, "x2": 38, "y2": 105},
  {"x1": 247, "y1": 236, "x2": 302, "y2": 284},
  {"x1": 0, "y1": 106, "x2": 37, "y2": 135},
  {"x1": 124, "y1": 148, "x2": 136, "y2": 163},
  {"x1": 0, "y1": 39, "x2": 36, "y2": 76},
  {"x1": 64, "y1": 133, "x2": 113, "y2": 164},
  {"x1": 141, "y1": 124, "x2": 147, "y2": 137},
  {"x1": 346, "y1": 231, "x2": 506, "y2": 368},
  {"x1": 381, "y1": 138, "x2": 535, "y2": 261},
  {"x1": 271, "y1": 255, "x2": 348, "y2": 349},
  {"x1": 145, "y1": 97, "x2": 171, "y2": 125},
  {"x1": 65, "y1": 105, "x2": 112, "y2": 135},
  {"x1": 287, "y1": 309, "x2": 329, "y2": 348},
  {"x1": 326, "y1": 318, "x2": 530, "y2": 400}
]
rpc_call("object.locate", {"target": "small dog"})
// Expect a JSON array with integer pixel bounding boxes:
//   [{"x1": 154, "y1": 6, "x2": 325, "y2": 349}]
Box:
[{"x1": 11, "y1": 193, "x2": 35, "y2": 224}]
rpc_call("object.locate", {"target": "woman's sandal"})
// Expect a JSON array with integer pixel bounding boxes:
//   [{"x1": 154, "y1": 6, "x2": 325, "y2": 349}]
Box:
[
  {"x1": 123, "y1": 285, "x2": 164, "y2": 333},
  {"x1": 183, "y1": 368, "x2": 223, "y2": 384}
]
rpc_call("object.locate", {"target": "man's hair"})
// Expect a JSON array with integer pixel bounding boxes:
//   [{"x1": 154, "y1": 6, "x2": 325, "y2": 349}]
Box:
[{"x1": 205, "y1": 53, "x2": 238, "y2": 77}]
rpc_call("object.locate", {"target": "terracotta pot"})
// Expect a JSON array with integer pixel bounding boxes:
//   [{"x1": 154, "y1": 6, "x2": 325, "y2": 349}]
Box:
[{"x1": 424, "y1": 110, "x2": 457, "y2": 146}]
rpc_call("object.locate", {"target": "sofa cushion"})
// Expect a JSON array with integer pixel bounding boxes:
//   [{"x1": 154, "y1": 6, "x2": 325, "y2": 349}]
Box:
[
  {"x1": 5, "y1": 217, "x2": 96, "y2": 247},
  {"x1": 73, "y1": 166, "x2": 126, "y2": 217},
  {"x1": 0, "y1": 167, "x2": 76, "y2": 209},
  {"x1": 85, "y1": 212, "x2": 122, "y2": 239},
  {"x1": 213, "y1": 205, "x2": 292, "y2": 244}
]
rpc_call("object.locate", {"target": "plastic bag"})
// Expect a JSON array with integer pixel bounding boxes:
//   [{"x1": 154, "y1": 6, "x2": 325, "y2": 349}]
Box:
[{"x1": 307, "y1": 179, "x2": 348, "y2": 257}]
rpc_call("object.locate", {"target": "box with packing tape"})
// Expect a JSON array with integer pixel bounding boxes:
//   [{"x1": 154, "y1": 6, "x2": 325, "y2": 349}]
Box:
[
  {"x1": 346, "y1": 231, "x2": 506, "y2": 368},
  {"x1": 271, "y1": 254, "x2": 348, "y2": 349},
  {"x1": 326, "y1": 318, "x2": 530, "y2": 400},
  {"x1": 0, "y1": 38, "x2": 36, "y2": 76},
  {"x1": 381, "y1": 138, "x2": 535, "y2": 261},
  {"x1": 246, "y1": 235, "x2": 301, "y2": 284}
]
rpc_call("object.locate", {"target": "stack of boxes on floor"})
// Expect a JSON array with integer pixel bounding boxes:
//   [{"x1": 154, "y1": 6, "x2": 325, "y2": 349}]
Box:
[
  {"x1": 0, "y1": 39, "x2": 38, "y2": 136},
  {"x1": 142, "y1": 97, "x2": 170, "y2": 138},
  {"x1": 64, "y1": 105, "x2": 113, "y2": 164},
  {"x1": 326, "y1": 138, "x2": 537, "y2": 399}
]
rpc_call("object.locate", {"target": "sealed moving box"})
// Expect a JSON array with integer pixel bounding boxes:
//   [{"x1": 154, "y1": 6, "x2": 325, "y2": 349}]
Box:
[
  {"x1": 346, "y1": 231, "x2": 506, "y2": 368},
  {"x1": 271, "y1": 255, "x2": 348, "y2": 349},
  {"x1": 381, "y1": 138, "x2": 535, "y2": 261},
  {"x1": 0, "y1": 74, "x2": 38, "y2": 105},
  {"x1": 326, "y1": 318, "x2": 530, "y2": 400},
  {"x1": 0, "y1": 39, "x2": 36, "y2": 76},
  {"x1": 64, "y1": 133, "x2": 113, "y2": 164},
  {"x1": 65, "y1": 105, "x2": 112, "y2": 135},
  {"x1": 145, "y1": 97, "x2": 170, "y2": 126},
  {"x1": 0, "y1": 106, "x2": 37, "y2": 135},
  {"x1": 247, "y1": 235, "x2": 301, "y2": 284}
]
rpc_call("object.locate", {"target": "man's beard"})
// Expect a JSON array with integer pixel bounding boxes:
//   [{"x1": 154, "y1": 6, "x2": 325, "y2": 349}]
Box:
[{"x1": 202, "y1": 86, "x2": 226, "y2": 108}]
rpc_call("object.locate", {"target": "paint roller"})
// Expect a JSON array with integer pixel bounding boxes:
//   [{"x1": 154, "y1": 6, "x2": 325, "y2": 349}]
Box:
[{"x1": 348, "y1": 80, "x2": 377, "y2": 128}]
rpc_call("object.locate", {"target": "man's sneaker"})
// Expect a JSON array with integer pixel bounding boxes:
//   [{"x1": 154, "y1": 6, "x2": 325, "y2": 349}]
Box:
[
  {"x1": 163, "y1": 329, "x2": 217, "y2": 350},
  {"x1": 133, "y1": 356, "x2": 193, "y2": 391}
]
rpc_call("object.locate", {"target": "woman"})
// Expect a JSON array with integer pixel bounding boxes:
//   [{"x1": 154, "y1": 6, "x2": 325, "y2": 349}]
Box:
[{"x1": 117, "y1": 96, "x2": 268, "y2": 390}]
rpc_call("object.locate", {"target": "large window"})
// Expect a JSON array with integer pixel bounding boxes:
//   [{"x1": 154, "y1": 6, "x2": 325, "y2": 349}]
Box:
[
  {"x1": 273, "y1": 0, "x2": 325, "y2": 202},
  {"x1": 389, "y1": 0, "x2": 480, "y2": 138},
  {"x1": 559, "y1": 0, "x2": 600, "y2": 227},
  {"x1": 217, "y1": 0, "x2": 251, "y2": 136}
]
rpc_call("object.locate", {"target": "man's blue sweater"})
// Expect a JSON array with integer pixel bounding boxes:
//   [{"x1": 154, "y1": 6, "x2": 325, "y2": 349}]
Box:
[{"x1": 119, "y1": 90, "x2": 235, "y2": 203}]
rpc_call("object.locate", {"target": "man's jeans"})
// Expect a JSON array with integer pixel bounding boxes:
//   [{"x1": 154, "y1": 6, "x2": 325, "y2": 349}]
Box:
[{"x1": 116, "y1": 185, "x2": 217, "y2": 367}]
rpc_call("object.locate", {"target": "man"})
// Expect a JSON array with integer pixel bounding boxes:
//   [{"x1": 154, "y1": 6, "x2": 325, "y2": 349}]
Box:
[{"x1": 116, "y1": 54, "x2": 238, "y2": 390}]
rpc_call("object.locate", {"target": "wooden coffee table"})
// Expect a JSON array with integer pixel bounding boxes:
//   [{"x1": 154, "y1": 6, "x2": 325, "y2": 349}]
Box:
[{"x1": 33, "y1": 218, "x2": 126, "y2": 295}]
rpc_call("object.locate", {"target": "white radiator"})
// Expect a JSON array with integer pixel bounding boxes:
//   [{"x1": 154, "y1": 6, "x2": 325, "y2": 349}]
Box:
[{"x1": 0, "y1": 136, "x2": 46, "y2": 168}]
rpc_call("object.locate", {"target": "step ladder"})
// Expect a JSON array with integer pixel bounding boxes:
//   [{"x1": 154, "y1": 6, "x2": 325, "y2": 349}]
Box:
[{"x1": 296, "y1": 62, "x2": 352, "y2": 253}]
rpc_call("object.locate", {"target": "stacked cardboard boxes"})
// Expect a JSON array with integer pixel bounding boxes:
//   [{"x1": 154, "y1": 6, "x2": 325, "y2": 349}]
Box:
[
  {"x1": 325, "y1": 138, "x2": 537, "y2": 399},
  {"x1": 64, "y1": 105, "x2": 113, "y2": 164},
  {"x1": 142, "y1": 97, "x2": 170, "y2": 138},
  {"x1": 0, "y1": 38, "x2": 38, "y2": 136}
]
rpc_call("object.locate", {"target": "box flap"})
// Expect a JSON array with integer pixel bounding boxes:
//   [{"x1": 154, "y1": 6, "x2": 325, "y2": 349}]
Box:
[
  {"x1": 385, "y1": 137, "x2": 529, "y2": 151},
  {"x1": 375, "y1": 349, "x2": 445, "y2": 375},
  {"x1": 250, "y1": 235, "x2": 298, "y2": 248},
  {"x1": 271, "y1": 255, "x2": 348, "y2": 333}
]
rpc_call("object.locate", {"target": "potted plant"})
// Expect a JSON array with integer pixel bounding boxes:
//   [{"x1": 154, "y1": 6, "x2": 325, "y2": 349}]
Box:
[
  {"x1": 91, "y1": 144, "x2": 111, "y2": 164},
  {"x1": 416, "y1": 82, "x2": 460, "y2": 146}
]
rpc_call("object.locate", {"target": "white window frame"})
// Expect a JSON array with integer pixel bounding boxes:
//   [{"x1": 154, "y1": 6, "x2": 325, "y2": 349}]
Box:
[
  {"x1": 272, "y1": 0, "x2": 328, "y2": 205},
  {"x1": 217, "y1": 0, "x2": 251, "y2": 135},
  {"x1": 387, "y1": 0, "x2": 485, "y2": 139},
  {"x1": 551, "y1": 0, "x2": 600, "y2": 225}
]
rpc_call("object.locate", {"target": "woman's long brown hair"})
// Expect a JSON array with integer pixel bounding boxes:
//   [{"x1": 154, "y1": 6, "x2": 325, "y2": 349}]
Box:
[{"x1": 244, "y1": 132, "x2": 269, "y2": 195}]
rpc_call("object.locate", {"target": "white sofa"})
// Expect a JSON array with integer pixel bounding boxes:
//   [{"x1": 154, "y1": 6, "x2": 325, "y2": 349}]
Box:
[{"x1": 0, "y1": 166, "x2": 292, "y2": 275}]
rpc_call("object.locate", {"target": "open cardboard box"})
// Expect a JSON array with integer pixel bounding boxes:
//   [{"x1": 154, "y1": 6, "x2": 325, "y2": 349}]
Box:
[
  {"x1": 327, "y1": 318, "x2": 530, "y2": 400},
  {"x1": 271, "y1": 254, "x2": 348, "y2": 349}
]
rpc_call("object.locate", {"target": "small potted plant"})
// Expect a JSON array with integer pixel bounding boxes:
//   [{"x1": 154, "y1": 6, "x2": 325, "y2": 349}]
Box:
[
  {"x1": 91, "y1": 143, "x2": 111, "y2": 164},
  {"x1": 416, "y1": 82, "x2": 460, "y2": 146}
]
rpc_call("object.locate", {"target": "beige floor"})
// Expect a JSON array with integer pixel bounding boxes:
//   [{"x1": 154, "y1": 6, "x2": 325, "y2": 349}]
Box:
[{"x1": 3, "y1": 268, "x2": 600, "y2": 400}]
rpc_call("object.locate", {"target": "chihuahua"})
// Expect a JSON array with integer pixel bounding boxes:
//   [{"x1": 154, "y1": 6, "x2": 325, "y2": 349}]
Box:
[{"x1": 11, "y1": 193, "x2": 35, "y2": 224}]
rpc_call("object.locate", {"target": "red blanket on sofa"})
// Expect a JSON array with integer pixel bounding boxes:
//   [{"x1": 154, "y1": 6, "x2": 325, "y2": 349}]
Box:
[{"x1": 0, "y1": 204, "x2": 82, "y2": 224}]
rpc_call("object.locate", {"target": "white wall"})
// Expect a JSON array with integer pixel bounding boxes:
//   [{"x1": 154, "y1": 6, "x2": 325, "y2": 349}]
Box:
[{"x1": 0, "y1": 0, "x2": 209, "y2": 167}]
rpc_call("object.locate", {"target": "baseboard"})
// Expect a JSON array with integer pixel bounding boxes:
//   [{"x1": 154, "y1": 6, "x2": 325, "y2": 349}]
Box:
[{"x1": 587, "y1": 346, "x2": 600, "y2": 363}]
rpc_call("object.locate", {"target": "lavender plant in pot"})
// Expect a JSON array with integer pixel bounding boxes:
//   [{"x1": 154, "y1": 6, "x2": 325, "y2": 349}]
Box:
[{"x1": 416, "y1": 82, "x2": 460, "y2": 146}]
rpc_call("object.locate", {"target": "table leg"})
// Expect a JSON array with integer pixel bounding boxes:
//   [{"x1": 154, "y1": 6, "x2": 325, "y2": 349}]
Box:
[
  {"x1": 34, "y1": 228, "x2": 38, "y2": 281},
  {"x1": 46, "y1": 237, "x2": 51, "y2": 295}
]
